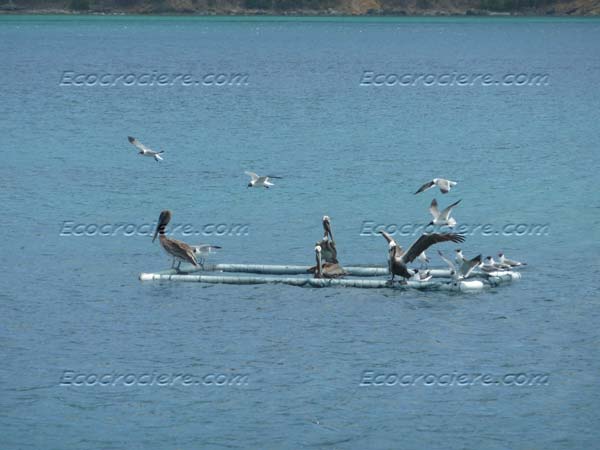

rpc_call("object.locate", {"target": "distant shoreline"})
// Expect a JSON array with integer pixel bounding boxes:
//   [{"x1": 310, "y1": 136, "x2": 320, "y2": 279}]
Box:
[{"x1": 1, "y1": 10, "x2": 598, "y2": 16}]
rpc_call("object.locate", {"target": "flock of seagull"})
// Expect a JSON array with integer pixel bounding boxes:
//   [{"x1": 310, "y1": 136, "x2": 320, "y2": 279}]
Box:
[{"x1": 130, "y1": 137, "x2": 525, "y2": 285}]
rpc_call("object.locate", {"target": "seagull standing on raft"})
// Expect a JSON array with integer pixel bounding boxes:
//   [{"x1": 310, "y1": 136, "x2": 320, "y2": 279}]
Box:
[
  {"x1": 152, "y1": 210, "x2": 200, "y2": 272},
  {"x1": 128, "y1": 136, "x2": 164, "y2": 161},
  {"x1": 191, "y1": 244, "x2": 222, "y2": 266},
  {"x1": 455, "y1": 248, "x2": 465, "y2": 264},
  {"x1": 429, "y1": 199, "x2": 461, "y2": 228},
  {"x1": 380, "y1": 231, "x2": 465, "y2": 284},
  {"x1": 410, "y1": 269, "x2": 432, "y2": 282},
  {"x1": 417, "y1": 251, "x2": 430, "y2": 269},
  {"x1": 481, "y1": 256, "x2": 510, "y2": 273},
  {"x1": 498, "y1": 252, "x2": 527, "y2": 267},
  {"x1": 415, "y1": 178, "x2": 457, "y2": 195},
  {"x1": 245, "y1": 171, "x2": 282, "y2": 189}
]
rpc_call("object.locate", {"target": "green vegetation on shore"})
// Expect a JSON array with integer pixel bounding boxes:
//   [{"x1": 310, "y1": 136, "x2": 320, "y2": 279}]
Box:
[{"x1": 1, "y1": 0, "x2": 599, "y2": 16}]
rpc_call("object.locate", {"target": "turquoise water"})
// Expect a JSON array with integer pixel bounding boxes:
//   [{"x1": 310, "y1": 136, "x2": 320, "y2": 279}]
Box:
[{"x1": 1, "y1": 16, "x2": 600, "y2": 449}]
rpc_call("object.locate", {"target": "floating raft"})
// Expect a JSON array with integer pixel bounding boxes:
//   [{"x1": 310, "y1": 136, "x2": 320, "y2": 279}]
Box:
[{"x1": 139, "y1": 263, "x2": 521, "y2": 291}]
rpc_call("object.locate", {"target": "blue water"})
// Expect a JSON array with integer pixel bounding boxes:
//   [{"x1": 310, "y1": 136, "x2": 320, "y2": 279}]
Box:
[{"x1": 2, "y1": 16, "x2": 600, "y2": 449}]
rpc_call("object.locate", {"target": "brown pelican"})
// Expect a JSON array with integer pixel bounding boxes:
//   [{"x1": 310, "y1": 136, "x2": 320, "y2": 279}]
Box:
[
  {"x1": 152, "y1": 210, "x2": 199, "y2": 271},
  {"x1": 308, "y1": 244, "x2": 346, "y2": 279},
  {"x1": 128, "y1": 136, "x2": 164, "y2": 161},
  {"x1": 498, "y1": 252, "x2": 527, "y2": 267},
  {"x1": 429, "y1": 198, "x2": 461, "y2": 228},
  {"x1": 438, "y1": 250, "x2": 482, "y2": 280},
  {"x1": 317, "y1": 215, "x2": 337, "y2": 263},
  {"x1": 245, "y1": 171, "x2": 282, "y2": 189},
  {"x1": 415, "y1": 178, "x2": 457, "y2": 195},
  {"x1": 382, "y1": 232, "x2": 465, "y2": 283}
]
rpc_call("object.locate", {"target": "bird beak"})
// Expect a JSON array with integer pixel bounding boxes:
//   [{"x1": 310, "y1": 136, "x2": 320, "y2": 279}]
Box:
[{"x1": 153, "y1": 210, "x2": 170, "y2": 242}]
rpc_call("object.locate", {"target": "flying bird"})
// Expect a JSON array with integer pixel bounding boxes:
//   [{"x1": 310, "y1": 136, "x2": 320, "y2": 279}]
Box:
[
  {"x1": 417, "y1": 251, "x2": 430, "y2": 269},
  {"x1": 381, "y1": 232, "x2": 465, "y2": 283},
  {"x1": 429, "y1": 198, "x2": 461, "y2": 228},
  {"x1": 128, "y1": 136, "x2": 164, "y2": 161},
  {"x1": 152, "y1": 210, "x2": 199, "y2": 271},
  {"x1": 455, "y1": 248, "x2": 465, "y2": 265},
  {"x1": 438, "y1": 250, "x2": 482, "y2": 280},
  {"x1": 498, "y1": 252, "x2": 527, "y2": 267},
  {"x1": 245, "y1": 171, "x2": 282, "y2": 189},
  {"x1": 415, "y1": 178, "x2": 457, "y2": 195}
]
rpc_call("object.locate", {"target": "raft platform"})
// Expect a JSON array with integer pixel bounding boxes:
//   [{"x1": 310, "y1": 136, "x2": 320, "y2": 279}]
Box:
[{"x1": 139, "y1": 263, "x2": 521, "y2": 291}]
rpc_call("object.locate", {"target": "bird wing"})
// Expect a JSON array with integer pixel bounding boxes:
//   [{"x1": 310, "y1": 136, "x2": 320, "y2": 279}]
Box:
[
  {"x1": 415, "y1": 180, "x2": 435, "y2": 194},
  {"x1": 266, "y1": 175, "x2": 283, "y2": 179},
  {"x1": 163, "y1": 237, "x2": 199, "y2": 266},
  {"x1": 437, "y1": 250, "x2": 456, "y2": 271},
  {"x1": 402, "y1": 233, "x2": 465, "y2": 264},
  {"x1": 257, "y1": 176, "x2": 269, "y2": 183},
  {"x1": 245, "y1": 171, "x2": 259, "y2": 181},
  {"x1": 459, "y1": 254, "x2": 482, "y2": 277},
  {"x1": 429, "y1": 199, "x2": 440, "y2": 219},
  {"x1": 128, "y1": 136, "x2": 155, "y2": 154},
  {"x1": 440, "y1": 199, "x2": 461, "y2": 220}
]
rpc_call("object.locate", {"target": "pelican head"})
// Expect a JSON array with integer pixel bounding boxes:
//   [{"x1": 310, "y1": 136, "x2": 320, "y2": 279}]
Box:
[{"x1": 153, "y1": 210, "x2": 172, "y2": 242}]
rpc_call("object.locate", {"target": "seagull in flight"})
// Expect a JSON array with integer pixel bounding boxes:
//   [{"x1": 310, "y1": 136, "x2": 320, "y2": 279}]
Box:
[
  {"x1": 381, "y1": 231, "x2": 465, "y2": 283},
  {"x1": 429, "y1": 198, "x2": 461, "y2": 228},
  {"x1": 415, "y1": 178, "x2": 457, "y2": 195},
  {"x1": 498, "y1": 252, "x2": 527, "y2": 267},
  {"x1": 438, "y1": 250, "x2": 482, "y2": 280},
  {"x1": 245, "y1": 171, "x2": 282, "y2": 189},
  {"x1": 410, "y1": 269, "x2": 432, "y2": 282},
  {"x1": 128, "y1": 136, "x2": 164, "y2": 161}
]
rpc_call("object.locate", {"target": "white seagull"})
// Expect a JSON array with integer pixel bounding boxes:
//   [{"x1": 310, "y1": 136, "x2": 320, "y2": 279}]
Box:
[
  {"x1": 191, "y1": 244, "x2": 222, "y2": 266},
  {"x1": 128, "y1": 136, "x2": 164, "y2": 161},
  {"x1": 417, "y1": 251, "x2": 430, "y2": 269},
  {"x1": 415, "y1": 178, "x2": 457, "y2": 195},
  {"x1": 245, "y1": 171, "x2": 282, "y2": 189},
  {"x1": 455, "y1": 248, "x2": 465, "y2": 264},
  {"x1": 498, "y1": 252, "x2": 527, "y2": 267},
  {"x1": 429, "y1": 199, "x2": 461, "y2": 228},
  {"x1": 410, "y1": 269, "x2": 432, "y2": 282},
  {"x1": 481, "y1": 256, "x2": 510, "y2": 273},
  {"x1": 438, "y1": 250, "x2": 482, "y2": 280}
]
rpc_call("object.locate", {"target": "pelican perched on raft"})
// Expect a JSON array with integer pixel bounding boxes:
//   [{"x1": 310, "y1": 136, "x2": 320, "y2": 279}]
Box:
[
  {"x1": 317, "y1": 215, "x2": 338, "y2": 263},
  {"x1": 128, "y1": 136, "x2": 164, "y2": 161},
  {"x1": 309, "y1": 244, "x2": 346, "y2": 279},
  {"x1": 415, "y1": 178, "x2": 457, "y2": 195},
  {"x1": 438, "y1": 250, "x2": 482, "y2": 280},
  {"x1": 245, "y1": 171, "x2": 282, "y2": 189},
  {"x1": 381, "y1": 231, "x2": 465, "y2": 284},
  {"x1": 152, "y1": 210, "x2": 200, "y2": 271},
  {"x1": 429, "y1": 198, "x2": 461, "y2": 228}
]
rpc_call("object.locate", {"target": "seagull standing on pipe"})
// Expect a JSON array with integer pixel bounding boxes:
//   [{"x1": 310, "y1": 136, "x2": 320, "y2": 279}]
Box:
[{"x1": 152, "y1": 210, "x2": 200, "y2": 272}]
